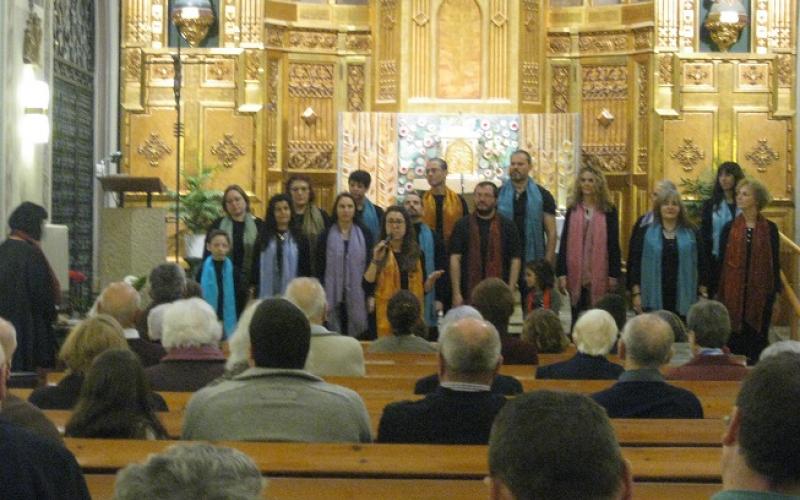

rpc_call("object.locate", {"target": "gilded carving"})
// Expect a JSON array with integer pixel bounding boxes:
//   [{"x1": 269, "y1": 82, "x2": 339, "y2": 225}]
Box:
[
  {"x1": 596, "y1": 109, "x2": 615, "y2": 128},
  {"x1": 523, "y1": 0, "x2": 538, "y2": 31},
  {"x1": 633, "y1": 28, "x2": 653, "y2": 50},
  {"x1": 381, "y1": 0, "x2": 398, "y2": 29},
  {"x1": 551, "y1": 66, "x2": 570, "y2": 113},
  {"x1": 126, "y1": 3, "x2": 150, "y2": 45},
  {"x1": 637, "y1": 63, "x2": 649, "y2": 171},
  {"x1": 240, "y1": 0, "x2": 261, "y2": 44},
  {"x1": 437, "y1": 0, "x2": 481, "y2": 99},
  {"x1": 581, "y1": 146, "x2": 627, "y2": 172},
  {"x1": 683, "y1": 63, "x2": 711, "y2": 85},
  {"x1": 126, "y1": 49, "x2": 142, "y2": 81},
  {"x1": 581, "y1": 66, "x2": 627, "y2": 99},
  {"x1": 740, "y1": 64, "x2": 765, "y2": 86},
  {"x1": 137, "y1": 132, "x2": 172, "y2": 168},
  {"x1": 266, "y1": 59, "x2": 280, "y2": 169},
  {"x1": 548, "y1": 35, "x2": 570, "y2": 54},
  {"x1": 754, "y1": 0, "x2": 768, "y2": 53},
  {"x1": 578, "y1": 32, "x2": 627, "y2": 54},
  {"x1": 287, "y1": 142, "x2": 334, "y2": 170},
  {"x1": 658, "y1": 55, "x2": 673, "y2": 85},
  {"x1": 210, "y1": 133, "x2": 246, "y2": 168},
  {"x1": 413, "y1": 11, "x2": 429, "y2": 27},
  {"x1": 745, "y1": 139, "x2": 780, "y2": 172},
  {"x1": 491, "y1": 10, "x2": 508, "y2": 28},
  {"x1": 670, "y1": 138, "x2": 705, "y2": 172},
  {"x1": 345, "y1": 34, "x2": 371, "y2": 51},
  {"x1": 223, "y1": 1, "x2": 238, "y2": 46},
  {"x1": 679, "y1": 0, "x2": 695, "y2": 51},
  {"x1": 522, "y1": 62, "x2": 540, "y2": 102},
  {"x1": 378, "y1": 61, "x2": 397, "y2": 101},
  {"x1": 288, "y1": 30, "x2": 338, "y2": 50},
  {"x1": 245, "y1": 49, "x2": 261, "y2": 81},
  {"x1": 266, "y1": 24, "x2": 285, "y2": 48},
  {"x1": 287, "y1": 64, "x2": 334, "y2": 99},
  {"x1": 207, "y1": 60, "x2": 232, "y2": 81},
  {"x1": 776, "y1": 55, "x2": 793, "y2": 87},
  {"x1": 347, "y1": 65, "x2": 365, "y2": 112}
]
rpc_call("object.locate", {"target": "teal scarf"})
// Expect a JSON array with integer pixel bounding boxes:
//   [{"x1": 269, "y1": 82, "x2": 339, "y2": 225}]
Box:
[
  {"x1": 498, "y1": 179, "x2": 544, "y2": 263},
  {"x1": 417, "y1": 223, "x2": 437, "y2": 327},
  {"x1": 360, "y1": 198, "x2": 380, "y2": 240},
  {"x1": 200, "y1": 256, "x2": 237, "y2": 338},
  {"x1": 641, "y1": 224, "x2": 697, "y2": 316},
  {"x1": 711, "y1": 202, "x2": 736, "y2": 258},
  {"x1": 219, "y1": 213, "x2": 259, "y2": 279}
]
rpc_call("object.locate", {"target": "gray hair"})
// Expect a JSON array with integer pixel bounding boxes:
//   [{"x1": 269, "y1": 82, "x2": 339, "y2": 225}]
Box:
[
  {"x1": 148, "y1": 263, "x2": 186, "y2": 303},
  {"x1": 113, "y1": 443, "x2": 264, "y2": 500},
  {"x1": 225, "y1": 300, "x2": 262, "y2": 371},
  {"x1": 760, "y1": 340, "x2": 800, "y2": 361},
  {"x1": 686, "y1": 300, "x2": 731, "y2": 348},
  {"x1": 440, "y1": 306, "x2": 482, "y2": 333},
  {"x1": 439, "y1": 318, "x2": 501, "y2": 375},
  {"x1": 162, "y1": 298, "x2": 222, "y2": 349},
  {"x1": 654, "y1": 179, "x2": 677, "y2": 196},
  {"x1": 573, "y1": 309, "x2": 618, "y2": 356},
  {"x1": 97, "y1": 282, "x2": 141, "y2": 326},
  {"x1": 0, "y1": 318, "x2": 17, "y2": 367},
  {"x1": 621, "y1": 314, "x2": 673, "y2": 368},
  {"x1": 284, "y1": 277, "x2": 327, "y2": 321}
]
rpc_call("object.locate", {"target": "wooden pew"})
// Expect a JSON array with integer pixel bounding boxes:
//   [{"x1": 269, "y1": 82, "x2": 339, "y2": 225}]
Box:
[
  {"x1": 83, "y1": 474, "x2": 721, "y2": 500},
  {"x1": 66, "y1": 438, "x2": 722, "y2": 482}
]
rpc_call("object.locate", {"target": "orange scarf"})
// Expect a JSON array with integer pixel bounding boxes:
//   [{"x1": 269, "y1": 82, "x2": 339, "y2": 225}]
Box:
[
  {"x1": 375, "y1": 250, "x2": 425, "y2": 337},
  {"x1": 423, "y1": 188, "x2": 465, "y2": 243}
]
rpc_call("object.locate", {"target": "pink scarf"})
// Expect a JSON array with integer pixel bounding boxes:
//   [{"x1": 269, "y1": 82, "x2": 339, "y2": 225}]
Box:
[{"x1": 566, "y1": 204, "x2": 608, "y2": 306}]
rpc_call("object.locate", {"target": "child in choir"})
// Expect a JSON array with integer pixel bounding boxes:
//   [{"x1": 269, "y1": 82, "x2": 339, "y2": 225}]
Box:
[
  {"x1": 524, "y1": 259, "x2": 561, "y2": 315},
  {"x1": 199, "y1": 229, "x2": 237, "y2": 339}
]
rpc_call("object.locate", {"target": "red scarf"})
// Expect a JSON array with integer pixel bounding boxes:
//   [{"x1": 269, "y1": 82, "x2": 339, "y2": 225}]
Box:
[
  {"x1": 11, "y1": 230, "x2": 62, "y2": 305},
  {"x1": 526, "y1": 288, "x2": 552, "y2": 313},
  {"x1": 466, "y1": 214, "x2": 502, "y2": 302},
  {"x1": 565, "y1": 204, "x2": 608, "y2": 306},
  {"x1": 717, "y1": 215, "x2": 774, "y2": 332}
]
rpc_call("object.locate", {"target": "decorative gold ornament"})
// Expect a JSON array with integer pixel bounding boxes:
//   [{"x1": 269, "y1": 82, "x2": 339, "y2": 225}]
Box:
[
  {"x1": 745, "y1": 139, "x2": 779, "y2": 172},
  {"x1": 670, "y1": 138, "x2": 705, "y2": 172},
  {"x1": 596, "y1": 109, "x2": 615, "y2": 128},
  {"x1": 444, "y1": 140, "x2": 476, "y2": 175},
  {"x1": 704, "y1": 1, "x2": 747, "y2": 52},
  {"x1": 301, "y1": 107, "x2": 318, "y2": 126},
  {"x1": 171, "y1": 1, "x2": 215, "y2": 48},
  {"x1": 347, "y1": 65, "x2": 365, "y2": 112},
  {"x1": 740, "y1": 65, "x2": 764, "y2": 85},
  {"x1": 685, "y1": 65, "x2": 709, "y2": 83},
  {"x1": 137, "y1": 133, "x2": 172, "y2": 168},
  {"x1": 210, "y1": 133, "x2": 245, "y2": 168}
]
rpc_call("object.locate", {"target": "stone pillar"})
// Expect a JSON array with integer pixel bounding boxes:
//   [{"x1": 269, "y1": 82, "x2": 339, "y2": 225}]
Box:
[{"x1": 99, "y1": 207, "x2": 167, "y2": 290}]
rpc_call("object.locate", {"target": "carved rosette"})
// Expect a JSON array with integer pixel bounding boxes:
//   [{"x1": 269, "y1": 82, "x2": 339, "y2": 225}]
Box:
[
  {"x1": 137, "y1": 132, "x2": 172, "y2": 168},
  {"x1": 210, "y1": 134, "x2": 246, "y2": 168},
  {"x1": 745, "y1": 139, "x2": 780, "y2": 172},
  {"x1": 347, "y1": 65, "x2": 366, "y2": 112},
  {"x1": 670, "y1": 138, "x2": 705, "y2": 172}
]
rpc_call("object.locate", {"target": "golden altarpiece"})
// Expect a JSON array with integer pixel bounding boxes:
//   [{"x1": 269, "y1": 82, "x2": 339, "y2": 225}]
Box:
[{"x1": 119, "y1": 0, "x2": 797, "y2": 260}]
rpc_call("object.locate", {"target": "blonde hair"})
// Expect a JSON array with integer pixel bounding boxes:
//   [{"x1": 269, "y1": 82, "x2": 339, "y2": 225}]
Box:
[
  {"x1": 736, "y1": 178, "x2": 771, "y2": 211},
  {"x1": 58, "y1": 314, "x2": 129, "y2": 374},
  {"x1": 652, "y1": 188, "x2": 695, "y2": 230},
  {"x1": 567, "y1": 165, "x2": 613, "y2": 212}
]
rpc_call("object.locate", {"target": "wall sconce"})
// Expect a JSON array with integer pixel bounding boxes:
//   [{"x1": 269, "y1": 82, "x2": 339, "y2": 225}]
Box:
[
  {"x1": 704, "y1": 0, "x2": 747, "y2": 52},
  {"x1": 20, "y1": 64, "x2": 50, "y2": 144},
  {"x1": 171, "y1": 0, "x2": 215, "y2": 47}
]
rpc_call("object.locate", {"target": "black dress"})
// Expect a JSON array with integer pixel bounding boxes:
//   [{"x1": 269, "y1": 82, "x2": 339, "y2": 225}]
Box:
[{"x1": 0, "y1": 239, "x2": 58, "y2": 371}]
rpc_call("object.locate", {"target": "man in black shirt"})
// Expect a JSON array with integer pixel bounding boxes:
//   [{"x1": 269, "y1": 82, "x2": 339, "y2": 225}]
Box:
[{"x1": 449, "y1": 182, "x2": 521, "y2": 305}]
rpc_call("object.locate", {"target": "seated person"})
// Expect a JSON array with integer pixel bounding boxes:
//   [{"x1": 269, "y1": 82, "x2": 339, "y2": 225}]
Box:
[
  {"x1": 522, "y1": 309, "x2": 569, "y2": 354},
  {"x1": 536, "y1": 309, "x2": 623, "y2": 380},
  {"x1": 487, "y1": 390, "x2": 632, "y2": 500},
  {"x1": 377, "y1": 317, "x2": 507, "y2": 444},
  {"x1": 471, "y1": 278, "x2": 538, "y2": 364},
  {"x1": 591, "y1": 313, "x2": 703, "y2": 418},
  {"x1": 654, "y1": 309, "x2": 693, "y2": 367},
  {"x1": 145, "y1": 298, "x2": 226, "y2": 392},
  {"x1": 667, "y1": 300, "x2": 748, "y2": 381},
  {"x1": 182, "y1": 299, "x2": 371, "y2": 443},
  {"x1": 368, "y1": 291, "x2": 436, "y2": 354},
  {"x1": 114, "y1": 443, "x2": 264, "y2": 500}
]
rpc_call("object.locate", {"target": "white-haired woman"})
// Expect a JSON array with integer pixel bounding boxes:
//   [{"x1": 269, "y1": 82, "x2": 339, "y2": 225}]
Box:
[
  {"x1": 536, "y1": 309, "x2": 623, "y2": 380},
  {"x1": 144, "y1": 298, "x2": 226, "y2": 392}
]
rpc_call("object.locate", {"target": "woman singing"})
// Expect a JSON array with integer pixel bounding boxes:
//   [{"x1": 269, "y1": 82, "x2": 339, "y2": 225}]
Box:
[{"x1": 286, "y1": 174, "x2": 330, "y2": 275}]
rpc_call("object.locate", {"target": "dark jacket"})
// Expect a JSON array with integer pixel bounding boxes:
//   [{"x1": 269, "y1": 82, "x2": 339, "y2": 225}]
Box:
[
  {"x1": 145, "y1": 346, "x2": 227, "y2": 392},
  {"x1": 501, "y1": 335, "x2": 539, "y2": 365},
  {"x1": 29, "y1": 372, "x2": 169, "y2": 411},
  {"x1": 536, "y1": 352, "x2": 624, "y2": 380},
  {"x1": 127, "y1": 337, "x2": 167, "y2": 368},
  {"x1": 666, "y1": 351, "x2": 749, "y2": 381},
  {"x1": 414, "y1": 374, "x2": 523, "y2": 396},
  {"x1": 591, "y1": 369, "x2": 703, "y2": 419},
  {"x1": 377, "y1": 387, "x2": 506, "y2": 444}
]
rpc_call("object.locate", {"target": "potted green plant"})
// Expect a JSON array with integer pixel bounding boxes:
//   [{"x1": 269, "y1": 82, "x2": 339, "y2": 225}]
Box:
[{"x1": 170, "y1": 166, "x2": 223, "y2": 258}]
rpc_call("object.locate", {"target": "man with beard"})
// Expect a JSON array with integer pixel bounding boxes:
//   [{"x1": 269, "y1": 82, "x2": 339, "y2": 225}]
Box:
[
  {"x1": 421, "y1": 158, "x2": 468, "y2": 245},
  {"x1": 449, "y1": 182, "x2": 521, "y2": 306},
  {"x1": 497, "y1": 150, "x2": 557, "y2": 305}
]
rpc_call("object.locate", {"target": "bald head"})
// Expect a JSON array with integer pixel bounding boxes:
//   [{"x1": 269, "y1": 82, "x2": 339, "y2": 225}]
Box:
[
  {"x1": 284, "y1": 277, "x2": 327, "y2": 325},
  {"x1": 439, "y1": 317, "x2": 501, "y2": 385},
  {"x1": 97, "y1": 282, "x2": 141, "y2": 328},
  {"x1": 620, "y1": 313, "x2": 673, "y2": 369},
  {"x1": 0, "y1": 318, "x2": 16, "y2": 368}
]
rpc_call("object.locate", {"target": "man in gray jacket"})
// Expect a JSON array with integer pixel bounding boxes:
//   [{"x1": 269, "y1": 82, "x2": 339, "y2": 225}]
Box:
[{"x1": 182, "y1": 298, "x2": 371, "y2": 442}]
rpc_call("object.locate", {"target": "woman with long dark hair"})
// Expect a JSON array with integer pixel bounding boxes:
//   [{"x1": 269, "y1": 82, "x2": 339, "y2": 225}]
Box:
[
  {"x1": 717, "y1": 179, "x2": 781, "y2": 363},
  {"x1": 364, "y1": 206, "x2": 442, "y2": 338},
  {"x1": 556, "y1": 166, "x2": 622, "y2": 320},
  {"x1": 251, "y1": 194, "x2": 310, "y2": 298},
  {"x1": 65, "y1": 349, "x2": 168, "y2": 439},
  {"x1": 286, "y1": 175, "x2": 330, "y2": 275},
  {"x1": 700, "y1": 162, "x2": 745, "y2": 296},
  {"x1": 315, "y1": 193, "x2": 373, "y2": 338},
  {"x1": 203, "y1": 185, "x2": 262, "y2": 315}
]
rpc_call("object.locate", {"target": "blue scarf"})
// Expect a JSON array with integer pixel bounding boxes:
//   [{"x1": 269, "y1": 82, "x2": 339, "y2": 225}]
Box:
[
  {"x1": 416, "y1": 223, "x2": 437, "y2": 327},
  {"x1": 498, "y1": 179, "x2": 544, "y2": 262},
  {"x1": 711, "y1": 202, "x2": 737, "y2": 257},
  {"x1": 360, "y1": 198, "x2": 380, "y2": 241},
  {"x1": 258, "y1": 233, "x2": 299, "y2": 298},
  {"x1": 641, "y1": 224, "x2": 698, "y2": 316},
  {"x1": 200, "y1": 256, "x2": 237, "y2": 338}
]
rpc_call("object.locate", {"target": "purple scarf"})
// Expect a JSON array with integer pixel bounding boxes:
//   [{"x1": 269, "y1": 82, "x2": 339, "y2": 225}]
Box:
[{"x1": 324, "y1": 225, "x2": 368, "y2": 336}]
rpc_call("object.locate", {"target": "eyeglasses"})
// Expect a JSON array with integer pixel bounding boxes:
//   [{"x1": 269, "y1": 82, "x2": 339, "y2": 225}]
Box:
[
  {"x1": 290, "y1": 186, "x2": 309, "y2": 192},
  {"x1": 386, "y1": 218, "x2": 406, "y2": 225}
]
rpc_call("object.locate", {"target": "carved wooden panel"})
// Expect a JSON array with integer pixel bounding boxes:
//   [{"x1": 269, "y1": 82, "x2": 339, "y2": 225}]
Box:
[
  {"x1": 520, "y1": 0, "x2": 541, "y2": 104},
  {"x1": 662, "y1": 112, "x2": 714, "y2": 185},
  {"x1": 128, "y1": 109, "x2": 179, "y2": 187},
  {"x1": 436, "y1": 0, "x2": 481, "y2": 99},
  {"x1": 202, "y1": 108, "x2": 254, "y2": 190},
  {"x1": 286, "y1": 62, "x2": 336, "y2": 170},
  {"x1": 736, "y1": 112, "x2": 790, "y2": 200},
  {"x1": 377, "y1": 0, "x2": 400, "y2": 103},
  {"x1": 580, "y1": 65, "x2": 629, "y2": 172}
]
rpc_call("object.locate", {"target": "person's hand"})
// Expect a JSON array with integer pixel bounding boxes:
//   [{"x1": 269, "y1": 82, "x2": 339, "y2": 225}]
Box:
[
  {"x1": 367, "y1": 297, "x2": 375, "y2": 313},
  {"x1": 632, "y1": 293, "x2": 642, "y2": 314},
  {"x1": 372, "y1": 240, "x2": 389, "y2": 263},
  {"x1": 452, "y1": 291, "x2": 464, "y2": 307},
  {"x1": 424, "y1": 270, "x2": 445, "y2": 292}
]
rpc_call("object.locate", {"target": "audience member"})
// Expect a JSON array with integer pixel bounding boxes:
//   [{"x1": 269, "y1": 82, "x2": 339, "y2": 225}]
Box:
[
  {"x1": 591, "y1": 313, "x2": 703, "y2": 418},
  {"x1": 0, "y1": 317, "x2": 61, "y2": 443},
  {"x1": 377, "y1": 317, "x2": 506, "y2": 444},
  {"x1": 488, "y1": 390, "x2": 632, "y2": 500},
  {"x1": 369, "y1": 291, "x2": 436, "y2": 353},
  {"x1": 284, "y1": 277, "x2": 366, "y2": 377},
  {"x1": 471, "y1": 278, "x2": 538, "y2": 364},
  {"x1": 96, "y1": 281, "x2": 166, "y2": 367},
  {"x1": 654, "y1": 309, "x2": 693, "y2": 366},
  {"x1": 667, "y1": 300, "x2": 748, "y2": 380},
  {"x1": 219, "y1": 299, "x2": 262, "y2": 380},
  {"x1": 183, "y1": 299, "x2": 371, "y2": 442},
  {"x1": 522, "y1": 309, "x2": 569, "y2": 354},
  {"x1": 714, "y1": 352, "x2": 800, "y2": 498},
  {"x1": 65, "y1": 349, "x2": 167, "y2": 439},
  {"x1": 0, "y1": 343, "x2": 90, "y2": 500},
  {"x1": 28, "y1": 315, "x2": 130, "y2": 410},
  {"x1": 145, "y1": 298, "x2": 226, "y2": 391},
  {"x1": 537, "y1": 309, "x2": 622, "y2": 380},
  {"x1": 114, "y1": 443, "x2": 264, "y2": 500},
  {"x1": 760, "y1": 340, "x2": 800, "y2": 361},
  {"x1": 594, "y1": 293, "x2": 628, "y2": 334},
  {"x1": 139, "y1": 263, "x2": 186, "y2": 340}
]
